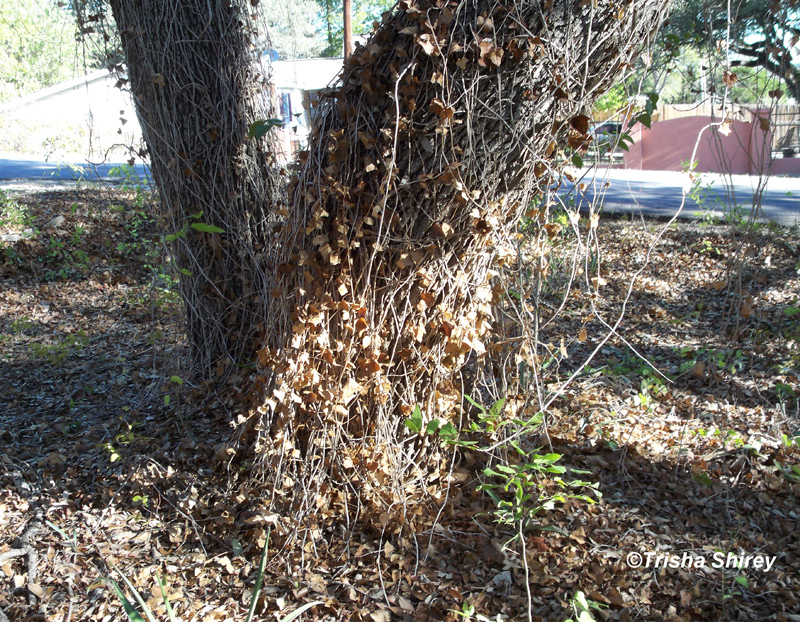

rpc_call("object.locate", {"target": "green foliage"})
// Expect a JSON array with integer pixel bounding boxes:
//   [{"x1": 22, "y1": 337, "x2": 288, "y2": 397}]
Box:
[
  {"x1": 259, "y1": 0, "x2": 327, "y2": 59},
  {"x1": 190, "y1": 222, "x2": 225, "y2": 234},
  {"x1": 478, "y1": 448, "x2": 598, "y2": 528},
  {"x1": 664, "y1": 0, "x2": 799, "y2": 100},
  {"x1": 0, "y1": 189, "x2": 30, "y2": 228},
  {"x1": 629, "y1": 92, "x2": 659, "y2": 130},
  {"x1": 0, "y1": 0, "x2": 78, "y2": 101},
  {"x1": 466, "y1": 396, "x2": 599, "y2": 530},
  {"x1": 564, "y1": 591, "x2": 606, "y2": 622},
  {"x1": 593, "y1": 81, "x2": 631, "y2": 113},
  {"x1": 29, "y1": 330, "x2": 89, "y2": 365},
  {"x1": 314, "y1": 0, "x2": 397, "y2": 56},
  {"x1": 248, "y1": 118, "x2": 284, "y2": 140},
  {"x1": 403, "y1": 404, "x2": 461, "y2": 443}
]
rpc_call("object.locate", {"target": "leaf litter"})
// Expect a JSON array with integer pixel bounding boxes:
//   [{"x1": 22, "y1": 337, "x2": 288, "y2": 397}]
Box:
[{"x1": 0, "y1": 187, "x2": 799, "y2": 621}]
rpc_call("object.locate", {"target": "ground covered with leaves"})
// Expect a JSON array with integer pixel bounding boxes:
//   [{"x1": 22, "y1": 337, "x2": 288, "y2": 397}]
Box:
[{"x1": 1, "y1": 185, "x2": 799, "y2": 622}]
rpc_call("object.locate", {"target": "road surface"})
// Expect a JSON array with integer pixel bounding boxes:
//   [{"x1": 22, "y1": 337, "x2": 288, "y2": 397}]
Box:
[
  {"x1": 562, "y1": 168, "x2": 799, "y2": 226},
  {"x1": 0, "y1": 153, "x2": 151, "y2": 187},
  {"x1": 0, "y1": 154, "x2": 797, "y2": 224}
]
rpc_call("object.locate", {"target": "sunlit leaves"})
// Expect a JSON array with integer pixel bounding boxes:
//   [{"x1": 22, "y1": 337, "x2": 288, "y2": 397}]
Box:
[
  {"x1": 403, "y1": 405, "x2": 423, "y2": 432},
  {"x1": 190, "y1": 223, "x2": 225, "y2": 234},
  {"x1": 248, "y1": 118, "x2": 283, "y2": 140}
]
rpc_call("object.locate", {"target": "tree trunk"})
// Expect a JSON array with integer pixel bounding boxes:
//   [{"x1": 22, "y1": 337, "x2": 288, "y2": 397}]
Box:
[
  {"x1": 257, "y1": 0, "x2": 671, "y2": 515},
  {"x1": 108, "y1": 0, "x2": 670, "y2": 519},
  {"x1": 108, "y1": 0, "x2": 283, "y2": 376}
]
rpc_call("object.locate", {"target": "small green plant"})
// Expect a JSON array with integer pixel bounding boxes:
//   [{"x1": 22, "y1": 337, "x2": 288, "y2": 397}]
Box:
[
  {"x1": 478, "y1": 447, "x2": 599, "y2": 529},
  {"x1": 564, "y1": 590, "x2": 606, "y2": 622},
  {"x1": 46, "y1": 521, "x2": 78, "y2": 553},
  {"x1": 29, "y1": 330, "x2": 89, "y2": 365},
  {"x1": 781, "y1": 431, "x2": 800, "y2": 448},
  {"x1": 403, "y1": 404, "x2": 462, "y2": 444},
  {"x1": 777, "y1": 461, "x2": 800, "y2": 483},
  {"x1": 102, "y1": 442, "x2": 122, "y2": 464},
  {"x1": 115, "y1": 420, "x2": 150, "y2": 446},
  {"x1": 109, "y1": 164, "x2": 153, "y2": 210},
  {"x1": 0, "y1": 189, "x2": 30, "y2": 229},
  {"x1": 451, "y1": 601, "x2": 494, "y2": 622},
  {"x1": 10, "y1": 317, "x2": 36, "y2": 335},
  {"x1": 163, "y1": 375, "x2": 184, "y2": 407}
]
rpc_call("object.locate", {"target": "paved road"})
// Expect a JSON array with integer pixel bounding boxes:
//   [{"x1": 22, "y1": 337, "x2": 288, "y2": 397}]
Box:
[
  {"x1": 0, "y1": 153, "x2": 151, "y2": 186},
  {"x1": 0, "y1": 155, "x2": 797, "y2": 225},
  {"x1": 563, "y1": 168, "x2": 800, "y2": 226}
]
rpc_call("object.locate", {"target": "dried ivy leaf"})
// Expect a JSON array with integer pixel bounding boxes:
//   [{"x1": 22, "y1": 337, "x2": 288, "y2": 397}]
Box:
[{"x1": 417, "y1": 33, "x2": 437, "y2": 55}]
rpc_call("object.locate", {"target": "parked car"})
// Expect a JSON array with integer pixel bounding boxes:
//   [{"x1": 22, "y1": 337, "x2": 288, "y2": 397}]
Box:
[{"x1": 590, "y1": 121, "x2": 623, "y2": 149}]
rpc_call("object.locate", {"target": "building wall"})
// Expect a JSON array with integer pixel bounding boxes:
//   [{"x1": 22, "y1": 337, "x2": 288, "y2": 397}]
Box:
[
  {"x1": 622, "y1": 111, "x2": 800, "y2": 176},
  {"x1": 0, "y1": 71, "x2": 141, "y2": 159}
]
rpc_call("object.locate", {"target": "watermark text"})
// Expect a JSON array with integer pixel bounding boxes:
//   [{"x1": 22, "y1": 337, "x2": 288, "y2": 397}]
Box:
[{"x1": 626, "y1": 551, "x2": 776, "y2": 572}]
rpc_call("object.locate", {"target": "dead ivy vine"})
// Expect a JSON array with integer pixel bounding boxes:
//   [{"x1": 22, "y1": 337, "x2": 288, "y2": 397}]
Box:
[{"x1": 250, "y1": 0, "x2": 671, "y2": 533}]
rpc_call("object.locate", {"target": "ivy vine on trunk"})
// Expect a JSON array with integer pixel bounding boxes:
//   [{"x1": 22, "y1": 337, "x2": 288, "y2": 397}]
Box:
[{"x1": 106, "y1": 0, "x2": 670, "y2": 519}]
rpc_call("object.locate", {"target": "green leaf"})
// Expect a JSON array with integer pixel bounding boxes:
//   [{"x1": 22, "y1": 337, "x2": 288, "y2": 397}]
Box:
[
  {"x1": 539, "y1": 453, "x2": 563, "y2": 463},
  {"x1": 246, "y1": 527, "x2": 271, "y2": 622},
  {"x1": 735, "y1": 576, "x2": 749, "y2": 588},
  {"x1": 163, "y1": 395, "x2": 171, "y2": 406},
  {"x1": 404, "y1": 405, "x2": 423, "y2": 432},
  {"x1": 248, "y1": 118, "x2": 284, "y2": 140},
  {"x1": 571, "y1": 153, "x2": 583, "y2": 168},
  {"x1": 156, "y1": 574, "x2": 178, "y2": 622},
  {"x1": 170, "y1": 375, "x2": 183, "y2": 385},
  {"x1": 180, "y1": 268, "x2": 192, "y2": 276},
  {"x1": 464, "y1": 395, "x2": 484, "y2": 411},
  {"x1": 232, "y1": 538, "x2": 243, "y2": 556},
  {"x1": 489, "y1": 398, "x2": 506, "y2": 418},
  {"x1": 426, "y1": 419, "x2": 441, "y2": 434},
  {"x1": 438, "y1": 422, "x2": 458, "y2": 441},
  {"x1": 190, "y1": 222, "x2": 225, "y2": 234},
  {"x1": 495, "y1": 465, "x2": 517, "y2": 475},
  {"x1": 279, "y1": 601, "x2": 324, "y2": 622},
  {"x1": 107, "y1": 579, "x2": 147, "y2": 622},
  {"x1": 108, "y1": 561, "x2": 158, "y2": 622}
]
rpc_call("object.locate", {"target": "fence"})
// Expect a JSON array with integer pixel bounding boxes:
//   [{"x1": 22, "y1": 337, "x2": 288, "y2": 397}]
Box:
[{"x1": 595, "y1": 102, "x2": 800, "y2": 157}]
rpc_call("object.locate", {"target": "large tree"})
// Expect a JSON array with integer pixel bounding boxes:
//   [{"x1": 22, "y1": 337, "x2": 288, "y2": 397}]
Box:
[
  {"x1": 105, "y1": 0, "x2": 284, "y2": 374},
  {"x1": 667, "y1": 0, "x2": 799, "y2": 100},
  {"x1": 105, "y1": 0, "x2": 670, "y2": 511}
]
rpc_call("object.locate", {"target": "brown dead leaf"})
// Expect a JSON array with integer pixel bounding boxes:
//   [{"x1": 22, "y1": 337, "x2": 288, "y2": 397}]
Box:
[
  {"x1": 543, "y1": 223, "x2": 562, "y2": 239},
  {"x1": 417, "y1": 34, "x2": 437, "y2": 56},
  {"x1": 570, "y1": 114, "x2": 590, "y2": 134},
  {"x1": 741, "y1": 295, "x2": 755, "y2": 318}
]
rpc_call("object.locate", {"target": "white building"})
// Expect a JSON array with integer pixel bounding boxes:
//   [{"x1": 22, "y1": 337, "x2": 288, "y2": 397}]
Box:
[
  {"x1": 0, "y1": 57, "x2": 345, "y2": 163},
  {"x1": 270, "y1": 57, "x2": 343, "y2": 161}
]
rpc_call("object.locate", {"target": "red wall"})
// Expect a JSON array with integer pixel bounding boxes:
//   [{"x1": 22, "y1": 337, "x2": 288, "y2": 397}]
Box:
[{"x1": 622, "y1": 111, "x2": 800, "y2": 176}]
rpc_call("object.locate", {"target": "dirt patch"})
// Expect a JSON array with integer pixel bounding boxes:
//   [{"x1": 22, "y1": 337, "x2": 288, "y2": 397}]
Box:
[{"x1": 1, "y1": 188, "x2": 799, "y2": 621}]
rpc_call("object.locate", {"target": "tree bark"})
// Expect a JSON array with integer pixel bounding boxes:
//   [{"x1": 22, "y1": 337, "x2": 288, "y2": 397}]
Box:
[
  {"x1": 108, "y1": 0, "x2": 670, "y2": 517},
  {"x1": 257, "y1": 0, "x2": 671, "y2": 512},
  {"x1": 108, "y1": 0, "x2": 284, "y2": 376}
]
